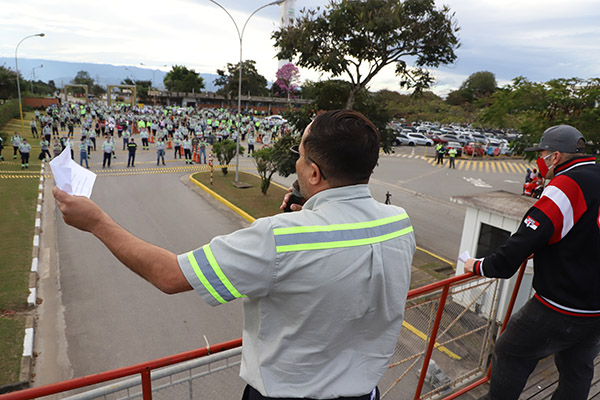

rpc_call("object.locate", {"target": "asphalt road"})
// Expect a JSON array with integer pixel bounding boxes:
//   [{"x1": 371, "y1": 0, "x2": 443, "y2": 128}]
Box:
[{"x1": 34, "y1": 141, "x2": 533, "y2": 393}]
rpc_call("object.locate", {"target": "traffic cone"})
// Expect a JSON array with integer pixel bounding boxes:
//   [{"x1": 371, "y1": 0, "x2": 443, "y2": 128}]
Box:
[
  {"x1": 193, "y1": 149, "x2": 200, "y2": 163},
  {"x1": 149, "y1": 135, "x2": 154, "y2": 144},
  {"x1": 180, "y1": 147, "x2": 183, "y2": 156},
  {"x1": 167, "y1": 139, "x2": 172, "y2": 149}
]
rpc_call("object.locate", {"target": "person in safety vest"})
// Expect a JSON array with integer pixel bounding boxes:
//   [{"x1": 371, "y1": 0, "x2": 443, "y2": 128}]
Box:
[{"x1": 53, "y1": 109, "x2": 416, "y2": 400}]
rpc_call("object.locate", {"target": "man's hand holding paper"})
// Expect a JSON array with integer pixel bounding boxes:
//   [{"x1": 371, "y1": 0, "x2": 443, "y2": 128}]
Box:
[{"x1": 49, "y1": 142, "x2": 96, "y2": 198}]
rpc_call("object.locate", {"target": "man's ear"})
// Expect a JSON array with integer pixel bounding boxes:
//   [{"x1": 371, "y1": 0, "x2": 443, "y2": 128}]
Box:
[{"x1": 307, "y1": 162, "x2": 321, "y2": 186}]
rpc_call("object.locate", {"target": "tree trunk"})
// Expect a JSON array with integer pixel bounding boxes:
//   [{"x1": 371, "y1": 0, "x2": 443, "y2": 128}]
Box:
[{"x1": 345, "y1": 89, "x2": 357, "y2": 110}]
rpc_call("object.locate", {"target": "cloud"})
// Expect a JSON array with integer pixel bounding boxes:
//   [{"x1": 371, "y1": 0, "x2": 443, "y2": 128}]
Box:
[{"x1": 1, "y1": 0, "x2": 598, "y2": 97}]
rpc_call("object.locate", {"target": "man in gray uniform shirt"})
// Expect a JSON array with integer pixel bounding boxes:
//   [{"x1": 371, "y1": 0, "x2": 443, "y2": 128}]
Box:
[{"x1": 53, "y1": 110, "x2": 415, "y2": 400}]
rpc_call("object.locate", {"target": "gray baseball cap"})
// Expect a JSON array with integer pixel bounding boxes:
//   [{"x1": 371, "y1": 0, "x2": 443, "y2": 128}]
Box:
[{"x1": 524, "y1": 125, "x2": 586, "y2": 153}]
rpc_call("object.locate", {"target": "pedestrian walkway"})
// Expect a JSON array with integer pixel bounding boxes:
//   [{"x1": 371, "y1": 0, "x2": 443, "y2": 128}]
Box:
[
  {"x1": 424, "y1": 157, "x2": 534, "y2": 174},
  {"x1": 381, "y1": 151, "x2": 534, "y2": 174}
]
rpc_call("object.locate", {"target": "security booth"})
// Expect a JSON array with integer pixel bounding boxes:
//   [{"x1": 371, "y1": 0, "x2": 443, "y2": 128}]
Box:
[{"x1": 451, "y1": 190, "x2": 537, "y2": 322}]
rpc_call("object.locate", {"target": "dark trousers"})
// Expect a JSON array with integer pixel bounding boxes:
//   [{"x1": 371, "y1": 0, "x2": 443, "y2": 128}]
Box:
[
  {"x1": 449, "y1": 157, "x2": 455, "y2": 168},
  {"x1": 103, "y1": 152, "x2": 111, "y2": 167},
  {"x1": 241, "y1": 385, "x2": 379, "y2": 400},
  {"x1": 184, "y1": 148, "x2": 191, "y2": 162},
  {"x1": 21, "y1": 152, "x2": 29, "y2": 166},
  {"x1": 142, "y1": 138, "x2": 149, "y2": 149},
  {"x1": 436, "y1": 153, "x2": 444, "y2": 164},
  {"x1": 174, "y1": 146, "x2": 181, "y2": 158},
  {"x1": 127, "y1": 152, "x2": 136, "y2": 167},
  {"x1": 483, "y1": 297, "x2": 600, "y2": 400},
  {"x1": 13, "y1": 146, "x2": 19, "y2": 156}
]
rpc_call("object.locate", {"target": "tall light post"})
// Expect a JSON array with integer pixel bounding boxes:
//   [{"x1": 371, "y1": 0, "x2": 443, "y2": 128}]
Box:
[
  {"x1": 140, "y1": 63, "x2": 167, "y2": 88},
  {"x1": 124, "y1": 67, "x2": 137, "y2": 82},
  {"x1": 30, "y1": 64, "x2": 43, "y2": 94},
  {"x1": 208, "y1": 0, "x2": 285, "y2": 184},
  {"x1": 15, "y1": 33, "x2": 45, "y2": 135}
]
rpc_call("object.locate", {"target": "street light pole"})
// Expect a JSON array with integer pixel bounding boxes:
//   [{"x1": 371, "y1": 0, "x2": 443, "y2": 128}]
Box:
[
  {"x1": 140, "y1": 63, "x2": 167, "y2": 88},
  {"x1": 30, "y1": 64, "x2": 43, "y2": 94},
  {"x1": 15, "y1": 33, "x2": 45, "y2": 135},
  {"x1": 124, "y1": 67, "x2": 137, "y2": 82},
  {"x1": 207, "y1": 0, "x2": 285, "y2": 183}
]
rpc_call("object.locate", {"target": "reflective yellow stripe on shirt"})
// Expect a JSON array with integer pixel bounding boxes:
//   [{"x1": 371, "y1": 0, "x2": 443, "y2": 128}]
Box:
[
  {"x1": 187, "y1": 245, "x2": 246, "y2": 304},
  {"x1": 273, "y1": 213, "x2": 413, "y2": 253}
]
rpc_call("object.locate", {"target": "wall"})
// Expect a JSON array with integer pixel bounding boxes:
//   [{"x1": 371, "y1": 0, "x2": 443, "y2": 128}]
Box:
[{"x1": 24, "y1": 97, "x2": 59, "y2": 109}]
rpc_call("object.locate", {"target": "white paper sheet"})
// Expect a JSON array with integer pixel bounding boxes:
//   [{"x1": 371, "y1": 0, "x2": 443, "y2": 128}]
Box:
[
  {"x1": 49, "y1": 142, "x2": 96, "y2": 198},
  {"x1": 458, "y1": 250, "x2": 471, "y2": 263}
]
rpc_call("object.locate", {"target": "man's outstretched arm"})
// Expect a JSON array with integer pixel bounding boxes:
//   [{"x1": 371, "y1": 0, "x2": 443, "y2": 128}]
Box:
[{"x1": 53, "y1": 187, "x2": 192, "y2": 294}]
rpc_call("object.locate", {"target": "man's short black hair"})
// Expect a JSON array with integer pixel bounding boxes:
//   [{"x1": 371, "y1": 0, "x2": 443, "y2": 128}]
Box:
[{"x1": 304, "y1": 110, "x2": 380, "y2": 186}]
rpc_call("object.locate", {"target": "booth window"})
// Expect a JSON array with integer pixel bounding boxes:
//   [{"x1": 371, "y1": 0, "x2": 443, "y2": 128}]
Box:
[{"x1": 476, "y1": 223, "x2": 511, "y2": 258}]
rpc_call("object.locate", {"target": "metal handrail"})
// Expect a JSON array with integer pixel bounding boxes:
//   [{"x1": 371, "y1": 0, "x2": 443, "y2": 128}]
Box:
[
  {"x1": 0, "y1": 339, "x2": 242, "y2": 400},
  {"x1": 0, "y1": 262, "x2": 528, "y2": 400}
]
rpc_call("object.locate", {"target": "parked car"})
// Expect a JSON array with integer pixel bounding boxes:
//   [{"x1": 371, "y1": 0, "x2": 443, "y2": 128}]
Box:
[
  {"x1": 426, "y1": 134, "x2": 448, "y2": 145},
  {"x1": 392, "y1": 133, "x2": 433, "y2": 146},
  {"x1": 406, "y1": 133, "x2": 433, "y2": 146},
  {"x1": 391, "y1": 133, "x2": 410, "y2": 146},
  {"x1": 446, "y1": 141, "x2": 463, "y2": 157},
  {"x1": 487, "y1": 139, "x2": 504, "y2": 156},
  {"x1": 440, "y1": 134, "x2": 467, "y2": 146},
  {"x1": 463, "y1": 142, "x2": 485, "y2": 157},
  {"x1": 470, "y1": 133, "x2": 488, "y2": 144},
  {"x1": 265, "y1": 115, "x2": 287, "y2": 125}
]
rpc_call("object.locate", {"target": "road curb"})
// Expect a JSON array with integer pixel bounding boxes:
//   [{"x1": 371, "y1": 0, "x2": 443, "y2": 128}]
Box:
[
  {"x1": 188, "y1": 171, "x2": 292, "y2": 225},
  {"x1": 19, "y1": 161, "x2": 45, "y2": 387},
  {"x1": 188, "y1": 174, "x2": 256, "y2": 223}
]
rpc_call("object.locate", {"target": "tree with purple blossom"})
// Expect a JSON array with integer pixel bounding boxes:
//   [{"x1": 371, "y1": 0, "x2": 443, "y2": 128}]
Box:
[{"x1": 274, "y1": 63, "x2": 300, "y2": 100}]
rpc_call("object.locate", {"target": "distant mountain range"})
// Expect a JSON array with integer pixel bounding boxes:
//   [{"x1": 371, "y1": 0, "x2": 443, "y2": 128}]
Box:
[{"x1": 0, "y1": 57, "x2": 221, "y2": 92}]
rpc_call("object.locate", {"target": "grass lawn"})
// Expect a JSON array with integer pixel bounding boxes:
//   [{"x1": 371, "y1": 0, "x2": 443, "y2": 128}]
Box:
[
  {"x1": 0, "y1": 112, "x2": 39, "y2": 386},
  {"x1": 0, "y1": 317, "x2": 26, "y2": 385},
  {"x1": 192, "y1": 170, "x2": 288, "y2": 219}
]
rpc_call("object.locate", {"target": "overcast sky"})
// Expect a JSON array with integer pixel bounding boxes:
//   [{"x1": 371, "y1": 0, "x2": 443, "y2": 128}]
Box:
[{"x1": 1, "y1": 0, "x2": 599, "y2": 96}]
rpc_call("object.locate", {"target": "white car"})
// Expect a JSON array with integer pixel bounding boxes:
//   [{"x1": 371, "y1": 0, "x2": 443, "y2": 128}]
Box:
[
  {"x1": 393, "y1": 133, "x2": 433, "y2": 146},
  {"x1": 265, "y1": 115, "x2": 287, "y2": 125}
]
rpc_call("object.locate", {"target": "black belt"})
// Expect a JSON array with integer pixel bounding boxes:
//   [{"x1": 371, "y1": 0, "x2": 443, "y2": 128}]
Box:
[{"x1": 242, "y1": 385, "x2": 379, "y2": 400}]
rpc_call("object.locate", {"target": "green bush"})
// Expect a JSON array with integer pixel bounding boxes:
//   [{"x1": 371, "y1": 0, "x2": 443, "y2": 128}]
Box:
[{"x1": 0, "y1": 100, "x2": 20, "y2": 128}]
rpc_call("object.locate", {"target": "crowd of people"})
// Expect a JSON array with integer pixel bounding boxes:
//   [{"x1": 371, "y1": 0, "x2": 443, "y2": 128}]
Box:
[{"x1": 4, "y1": 102, "x2": 295, "y2": 170}]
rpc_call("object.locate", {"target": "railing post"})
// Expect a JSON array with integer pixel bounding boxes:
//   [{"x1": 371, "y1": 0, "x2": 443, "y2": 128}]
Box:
[
  {"x1": 141, "y1": 368, "x2": 152, "y2": 400},
  {"x1": 413, "y1": 284, "x2": 450, "y2": 400},
  {"x1": 499, "y1": 260, "x2": 528, "y2": 335}
]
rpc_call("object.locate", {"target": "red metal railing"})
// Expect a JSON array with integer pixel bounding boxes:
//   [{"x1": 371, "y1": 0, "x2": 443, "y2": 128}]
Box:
[
  {"x1": 436, "y1": 260, "x2": 528, "y2": 400},
  {"x1": 0, "y1": 338, "x2": 242, "y2": 400},
  {"x1": 0, "y1": 261, "x2": 527, "y2": 400}
]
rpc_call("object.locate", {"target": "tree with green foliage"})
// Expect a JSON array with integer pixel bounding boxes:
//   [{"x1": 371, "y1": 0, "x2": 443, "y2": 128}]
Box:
[
  {"x1": 0, "y1": 66, "x2": 21, "y2": 99},
  {"x1": 30, "y1": 79, "x2": 57, "y2": 96},
  {"x1": 253, "y1": 148, "x2": 278, "y2": 195},
  {"x1": 212, "y1": 139, "x2": 244, "y2": 175},
  {"x1": 288, "y1": 80, "x2": 396, "y2": 151},
  {"x1": 163, "y1": 65, "x2": 204, "y2": 93},
  {"x1": 71, "y1": 70, "x2": 105, "y2": 97},
  {"x1": 121, "y1": 78, "x2": 152, "y2": 102},
  {"x1": 478, "y1": 76, "x2": 600, "y2": 153},
  {"x1": 446, "y1": 71, "x2": 497, "y2": 106},
  {"x1": 273, "y1": 0, "x2": 460, "y2": 109},
  {"x1": 253, "y1": 134, "x2": 300, "y2": 195},
  {"x1": 215, "y1": 60, "x2": 269, "y2": 99}
]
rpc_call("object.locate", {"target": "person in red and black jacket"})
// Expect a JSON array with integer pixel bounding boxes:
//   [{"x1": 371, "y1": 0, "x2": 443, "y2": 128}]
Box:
[{"x1": 465, "y1": 125, "x2": 600, "y2": 400}]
